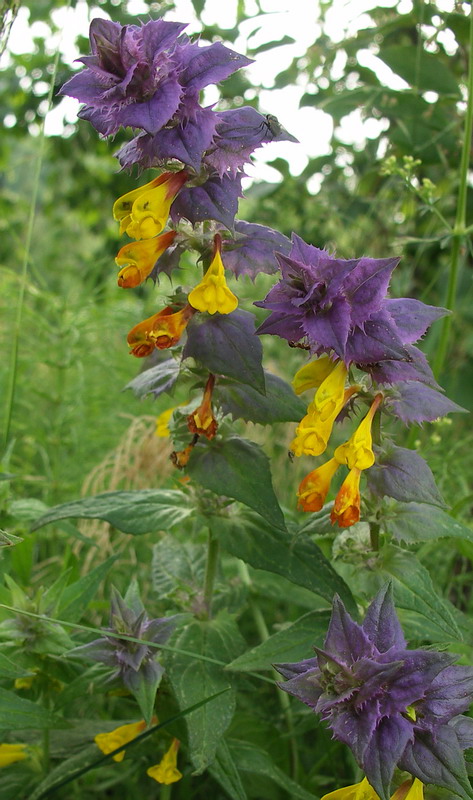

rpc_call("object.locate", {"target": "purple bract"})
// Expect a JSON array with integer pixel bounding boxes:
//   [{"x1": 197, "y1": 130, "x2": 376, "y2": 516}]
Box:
[
  {"x1": 275, "y1": 584, "x2": 473, "y2": 800},
  {"x1": 60, "y1": 18, "x2": 252, "y2": 138}
]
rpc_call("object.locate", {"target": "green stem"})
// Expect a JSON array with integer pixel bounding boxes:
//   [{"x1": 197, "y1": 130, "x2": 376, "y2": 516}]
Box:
[
  {"x1": 238, "y1": 562, "x2": 300, "y2": 781},
  {"x1": 203, "y1": 528, "x2": 220, "y2": 619},
  {"x1": 369, "y1": 521, "x2": 380, "y2": 552},
  {"x1": 2, "y1": 21, "x2": 65, "y2": 450},
  {"x1": 433, "y1": 5, "x2": 473, "y2": 377},
  {"x1": 160, "y1": 785, "x2": 172, "y2": 800},
  {"x1": 43, "y1": 726, "x2": 50, "y2": 773}
]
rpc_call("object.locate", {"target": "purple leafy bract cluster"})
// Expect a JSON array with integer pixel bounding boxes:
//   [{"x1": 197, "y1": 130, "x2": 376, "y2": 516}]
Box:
[
  {"x1": 275, "y1": 585, "x2": 473, "y2": 800},
  {"x1": 256, "y1": 235, "x2": 462, "y2": 424}
]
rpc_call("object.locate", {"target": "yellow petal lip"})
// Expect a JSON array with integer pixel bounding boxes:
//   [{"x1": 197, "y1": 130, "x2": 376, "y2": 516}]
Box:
[
  {"x1": 188, "y1": 235, "x2": 238, "y2": 315},
  {"x1": 0, "y1": 743, "x2": 28, "y2": 768},
  {"x1": 116, "y1": 231, "x2": 177, "y2": 288},
  {"x1": 292, "y1": 356, "x2": 336, "y2": 395},
  {"x1": 147, "y1": 738, "x2": 182, "y2": 785},
  {"x1": 334, "y1": 393, "x2": 382, "y2": 470},
  {"x1": 94, "y1": 720, "x2": 147, "y2": 762},
  {"x1": 297, "y1": 458, "x2": 340, "y2": 512},
  {"x1": 114, "y1": 172, "x2": 187, "y2": 241}
]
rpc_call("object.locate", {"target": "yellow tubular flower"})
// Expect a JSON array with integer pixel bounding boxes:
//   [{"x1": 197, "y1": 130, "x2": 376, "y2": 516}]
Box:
[
  {"x1": 147, "y1": 738, "x2": 182, "y2": 785},
  {"x1": 308, "y1": 360, "x2": 348, "y2": 421},
  {"x1": 156, "y1": 407, "x2": 176, "y2": 438},
  {"x1": 94, "y1": 720, "x2": 147, "y2": 763},
  {"x1": 291, "y1": 384, "x2": 359, "y2": 458},
  {"x1": 127, "y1": 304, "x2": 196, "y2": 357},
  {"x1": 116, "y1": 230, "x2": 177, "y2": 288},
  {"x1": 0, "y1": 743, "x2": 28, "y2": 768},
  {"x1": 187, "y1": 374, "x2": 218, "y2": 439},
  {"x1": 321, "y1": 777, "x2": 380, "y2": 800},
  {"x1": 297, "y1": 458, "x2": 340, "y2": 512},
  {"x1": 331, "y1": 467, "x2": 362, "y2": 528},
  {"x1": 291, "y1": 356, "x2": 334, "y2": 395},
  {"x1": 188, "y1": 234, "x2": 238, "y2": 315},
  {"x1": 334, "y1": 394, "x2": 383, "y2": 470},
  {"x1": 391, "y1": 779, "x2": 424, "y2": 800},
  {"x1": 113, "y1": 171, "x2": 188, "y2": 240}
]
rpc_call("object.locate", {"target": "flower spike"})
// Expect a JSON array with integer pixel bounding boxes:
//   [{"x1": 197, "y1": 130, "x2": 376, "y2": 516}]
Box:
[
  {"x1": 116, "y1": 230, "x2": 177, "y2": 288},
  {"x1": 188, "y1": 234, "x2": 238, "y2": 315},
  {"x1": 114, "y1": 171, "x2": 188, "y2": 240}
]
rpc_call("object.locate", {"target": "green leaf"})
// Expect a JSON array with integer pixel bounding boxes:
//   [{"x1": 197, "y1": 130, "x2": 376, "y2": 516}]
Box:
[
  {"x1": 226, "y1": 609, "x2": 331, "y2": 672},
  {"x1": 225, "y1": 737, "x2": 316, "y2": 800},
  {"x1": 0, "y1": 652, "x2": 32, "y2": 680},
  {"x1": 9, "y1": 498, "x2": 48, "y2": 521},
  {"x1": 151, "y1": 535, "x2": 206, "y2": 598},
  {"x1": 385, "y1": 503, "x2": 473, "y2": 545},
  {"x1": 31, "y1": 490, "x2": 192, "y2": 535},
  {"x1": 183, "y1": 310, "x2": 265, "y2": 393},
  {"x1": 213, "y1": 509, "x2": 356, "y2": 613},
  {"x1": 379, "y1": 545, "x2": 461, "y2": 641},
  {"x1": 165, "y1": 611, "x2": 245, "y2": 773},
  {"x1": 125, "y1": 358, "x2": 180, "y2": 399},
  {"x1": 0, "y1": 687, "x2": 68, "y2": 729},
  {"x1": 378, "y1": 45, "x2": 460, "y2": 95},
  {"x1": 248, "y1": 35, "x2": 295, "y2": 55},
  {"x1": 58, "y1": 556, "x2": 118, "y2": 622},
  {"x1": 215, "y1": 371, "x2": 305, "y2": 425},
  {"x1": 209, "y1": 739, "x2": 248, "y2": 800},
  {"x1": 187, "y1": 436, "x2": 286, "y2": 531}
]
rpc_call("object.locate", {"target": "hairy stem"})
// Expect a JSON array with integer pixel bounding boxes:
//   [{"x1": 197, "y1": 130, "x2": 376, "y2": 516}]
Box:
[{"x1": 433, "y1": 4, "x2": 473, "y2": 377}]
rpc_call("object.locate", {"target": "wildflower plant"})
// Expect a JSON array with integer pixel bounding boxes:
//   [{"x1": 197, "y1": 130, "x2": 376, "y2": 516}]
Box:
[{"x1": 3, "y1": 5, "x2": 473, "y2": 800}]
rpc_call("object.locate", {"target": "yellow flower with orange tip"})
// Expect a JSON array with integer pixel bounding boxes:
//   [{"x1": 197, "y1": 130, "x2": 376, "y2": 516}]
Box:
[
  {"x1": 113, "y1": 171, "x2": 188, "y2": 240},
  {"x1": 334, "y1": 394, "x2": 383, "y2": 470},
  {"x1": 188, "y1": 234, "x2": 238, "y2": 315},
  {"x1": 187, "y1": 374, "x2": 218, "y2": 439},
  {"x1": 127, "y1": 303, "x2": 196, "y2": 357},
  {"x1": 331, "y1": 466, "x2": 362, "y2": 528},
  {"x1": 297, "y1": 457, "x2": 340, "y2": 512},
  {"x1": 291, "y1": 355, "x2": 335, "y2": 395},
  {"x1": 94, "y1": 719, "x2": 147, "y2": 762},
  {"x1": 0, "y1": 743, "x2": 28, "y2": 768},
  {"x1": 116, "y1": 230, "x2": 177, "y2": 288},
  {"x1": 147, "y1": 738, "x2": 182, "y2": 785}
]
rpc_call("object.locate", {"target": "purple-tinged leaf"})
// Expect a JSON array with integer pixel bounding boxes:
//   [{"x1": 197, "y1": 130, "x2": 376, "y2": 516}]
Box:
[
  {"x1": 343, "y1": 257, "x2": 399, "y2": 327},
  {"x1": 117, "y1": 75, "x2": 182, "y2": 134},
  {"x1": 188, "y1": 435, "x2": 285, "y2": 530},
  {"x1": 255, "y1": 310, "x2": 306, "y2": 342},
  {"x1": 125, "y1": 358, "x2": 180, "y2": 399},
  {"x1": 422, "y1": 666, "x2": 473, "y2": 719},
  {"x1": 303, "y1": 295, "x2": 351, "y2": 357},
  {"x1": 222, "y1": 221, "x2": 290, "y2": 279},
  {"x1": 385, "y1": 503, "x2": 473, "y2": 546},
  {"x1": 451, "y1": 716, "x2": 473, "y2": 750},
  {"x1": 214, "y1": 371, "x2": 305, "y2": 424},
  {"x1": 366, "y1": 445, "x2": 445, "y2": 507},
  {"x1": 179, "y1": 41, "x2": 253, "y2": 91},
  {"x1": 362, "y1": 715, "x2": 414, "y2": 800},
  {"x1": 139, "y1": 19, "x2": 188, "y2": 63},
  {"x1": 385, "y1": 298, "x2": 449, "y2": 344},
  {"x1": 171, "y1": 174, "x2": 242, "y2": 229},
  {"x1": 362, "y1": 583, "x2": 406, "y2": 653},
  {"x1": 368, "y1": 345, "x2": 440, "y2": 388},
  {"x1": 183, "y1": 309, "x2": 265, "y2": 392},
  {"x1": 346, "y1": 310, "x2": 410, "y2": 363},
  {"x1": 399, "y1": 726, "x2": 472, "y2": 798},
  {"x1": 386, "y1": 382, "x2": 466, "y2": 425},
  {"x1": 324, "y1": 597, "x2": 372, "y2": 664}
]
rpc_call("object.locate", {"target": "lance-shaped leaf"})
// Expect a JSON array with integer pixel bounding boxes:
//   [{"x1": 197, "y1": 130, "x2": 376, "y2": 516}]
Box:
[
  {"x1": 165, "y1": 611, "x2": 245, "y2": 773},
  {"x1": 400, "y1": 726, "x2": 473, "y2": 798},
  {"x1": 0, "y1": 688, "x2": 68, "y2": 729},
  {"x1": 379, "y1": 545, "x2": 461, "y2": 641},
  {"x1": 366, "y1": 445, "x2": 445, "y2": 507},
  {"x1": 171, "y1": 174, "x2": 242, "y2": 229},
  {"x1": 226, "y1": 610, "x2": 331, "y2": 672},
  {"x1": 183, "y1": 310, "x2": 265, "y2": 393},
  {"x1": 187, "y1": 436, "x2": 285, "y2": 531},
  {"x1": 31, "y1": 490, "x2": 192, "y2": 535},
  {"x1": 385, "y1": 502, "x2": 473, "y2": 545},
  {"x1": 222, "y1": 221, "x2": 290, "y2": 280},
  {"x1": 214, "y1": 371, "x2": 305, "y2": 425},
  {"x1": 125, "y1": 359, "x2": 180, "y2": 399},
  {"x1": 211, "y1": 509, "x2": 356, "y2": 613}
]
